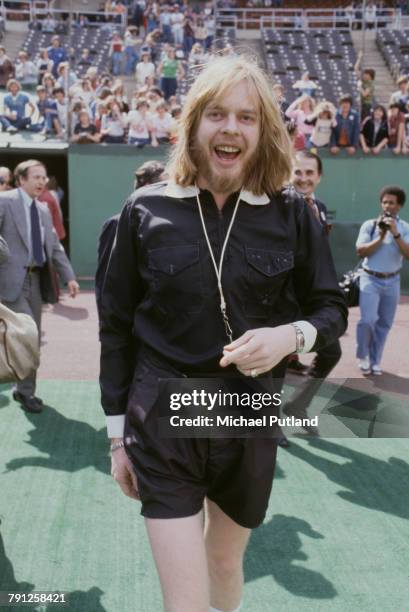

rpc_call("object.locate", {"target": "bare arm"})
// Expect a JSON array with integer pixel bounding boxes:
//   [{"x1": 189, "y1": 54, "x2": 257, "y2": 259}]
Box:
[
  {"x1": 357, "y1": 220, "x2": 386, "y2": 257},
  {"x1": 354, "y1": 49, "x2": 363, "y2": 79}
]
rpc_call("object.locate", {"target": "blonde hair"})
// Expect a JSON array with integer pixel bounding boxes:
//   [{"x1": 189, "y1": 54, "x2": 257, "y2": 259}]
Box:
[{"x1": 166, "y1": 54, "x2": 293, "y2": 195}]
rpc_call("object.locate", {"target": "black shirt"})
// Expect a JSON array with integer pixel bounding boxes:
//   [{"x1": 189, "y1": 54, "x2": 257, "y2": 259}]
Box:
[{"x1": 99, "y1": 182, "x2": 348, "y2": 417}]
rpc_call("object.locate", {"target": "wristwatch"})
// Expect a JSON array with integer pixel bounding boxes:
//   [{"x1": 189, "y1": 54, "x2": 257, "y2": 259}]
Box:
[
  {"x1": 393, "y1": 233, "x2": 401, "y2": 240},
  {"x1": 291, "y1": 323, "x2": 305, "y2": 353},
  {"x1": 110, "y1": 440, "x2": 125, "y2": 453}
]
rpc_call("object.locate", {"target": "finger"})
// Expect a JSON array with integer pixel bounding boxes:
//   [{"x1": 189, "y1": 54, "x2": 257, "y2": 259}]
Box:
[
  {"x1": 220, "y1": 342, "x2": 257, "y2": 366},
  {"x1": 223, "y1": 330, "x2": 254, "y2": 352},
  {"x1": 237, "y1": 365, "x2": 269, "y2": 377},
  {"x1": 128, "y1": 466, "x2": 140, "y2": 499},
  {"x1": 231, "y1": 348, "x2": 272, "y2": 367},
  {"x1": 119, "y1": 480, "x2": 139, "y2": 499},
  {"x1": 220, "y1": 337, "x2": 260, "y2": 367},
  {"x1": 118, "y1": 471, "x2": 139, "y2": 499}
]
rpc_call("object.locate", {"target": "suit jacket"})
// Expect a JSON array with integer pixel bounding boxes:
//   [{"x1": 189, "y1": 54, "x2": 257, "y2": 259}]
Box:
[
  {"x1": 0, "y1": 189, "x2": 75, "y2": 303},
  {"x1": 0, "y1": 235, "x2": 9, "y2": 265},
  {"x1": 315, "y1": 198, "x2": 332, "y2": 233}
]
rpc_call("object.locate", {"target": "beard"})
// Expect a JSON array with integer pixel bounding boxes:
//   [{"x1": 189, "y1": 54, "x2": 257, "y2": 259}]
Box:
[{"x1": 192, "y1": 139, "x2": 258, "y2": 194}]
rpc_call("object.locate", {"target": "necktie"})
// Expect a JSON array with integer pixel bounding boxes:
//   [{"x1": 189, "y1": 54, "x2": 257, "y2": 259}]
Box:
[
  {"x1": 305, "y1": 195, "x2": 320, "y2": 222},
  {"x1": 30, "y1": 200, "x2": 45, "y2": 266}
]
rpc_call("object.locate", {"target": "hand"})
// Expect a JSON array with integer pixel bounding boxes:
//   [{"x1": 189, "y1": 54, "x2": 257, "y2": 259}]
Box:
[
  {"x1": 219, "y1": 326, "x2": 296, "y2": 376},
  {"x1": 362, "y1": 145, "x2": 370, "y2": 154},
  {"x1": 393, "y1": 147, "x2": 401, "y2": 155},
  {"x1": 346, "y1": 146, "x2": 356, "y2": 155},
  {"x1": 330, "y1": 146, "x2": 339, "y2": 155},
  {"x1": 67, "y1": 279, "x2": 80, "y2": 297},
  {"x1": 111, "y1": 447, "x2": 140, "y2": 500},
  {"x1": 383, "y1": 217, "x2": 398, "y2": 235}
]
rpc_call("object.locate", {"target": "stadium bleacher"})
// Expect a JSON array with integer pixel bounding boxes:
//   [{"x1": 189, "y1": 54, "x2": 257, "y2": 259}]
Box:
[
  {"x1": 21, "y1": 26, "x2": 113, "y2": 76},
  {"x1": 262, "y1": 28, "x2": 359, "y2": 105},
  {"x1": 376, "y1": 29, "x2": 409, "y2": 77}
]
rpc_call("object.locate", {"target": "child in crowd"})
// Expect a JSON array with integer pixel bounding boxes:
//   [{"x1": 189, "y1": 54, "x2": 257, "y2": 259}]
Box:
[
  {"x1": 71, "y1": 108, "x2": 101, "y2": 144},
  {"x1": 305, "y1": 101, "x2": 337, "y2": 149}
]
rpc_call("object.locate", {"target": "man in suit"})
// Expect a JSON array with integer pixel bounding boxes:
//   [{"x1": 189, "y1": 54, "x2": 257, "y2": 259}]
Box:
[
  {"x1": 284, "y1": 150, "x2": 342, "y2": 426},
  {"x1": 0, "y1": 159, "x2": 80, "y2": 413}
]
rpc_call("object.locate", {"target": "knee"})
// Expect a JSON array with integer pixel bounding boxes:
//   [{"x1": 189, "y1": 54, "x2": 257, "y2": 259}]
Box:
[
  {"x1": 207, "y1": 549, "x2": 243, "y2": 581},
  {"x1": 358, "y1": 315, "x2": 377, "y2": 329}
]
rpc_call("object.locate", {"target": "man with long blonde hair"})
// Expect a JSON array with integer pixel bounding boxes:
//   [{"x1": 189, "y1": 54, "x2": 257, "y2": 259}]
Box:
[{"x1": 100, "y1": 55, "x2": 347, "y2": 612}]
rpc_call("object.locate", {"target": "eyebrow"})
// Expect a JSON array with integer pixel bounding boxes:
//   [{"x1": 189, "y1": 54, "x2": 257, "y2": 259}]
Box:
[{"x1": 206, "y1": 104, "x2": 258, "y2": 116}]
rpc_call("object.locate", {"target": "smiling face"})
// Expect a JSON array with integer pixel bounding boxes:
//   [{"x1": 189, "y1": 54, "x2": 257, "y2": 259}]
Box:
[
  {"x1": 194, "y1": 80, "x2": 260, "y2": 196},
  {"x1": 292, "y1": 156, "x2": 321, "y2": 197}
]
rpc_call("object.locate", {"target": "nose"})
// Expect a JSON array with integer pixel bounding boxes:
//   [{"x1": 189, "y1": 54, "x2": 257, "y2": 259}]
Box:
[{"x1": 222, "y1": 113, "x2": 240, "y2": 135}]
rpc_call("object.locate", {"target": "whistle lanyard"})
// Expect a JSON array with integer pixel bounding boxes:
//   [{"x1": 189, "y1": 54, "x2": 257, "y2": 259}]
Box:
[{"x1": 195, "y1": 186, "x2": 242, "y2": 343}]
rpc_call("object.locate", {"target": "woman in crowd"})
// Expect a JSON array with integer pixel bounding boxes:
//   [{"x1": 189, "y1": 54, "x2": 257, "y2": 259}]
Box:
[
  {"x1": 127, "y1": 98, "x2": 157, "y2": 147},
  {"x1": 360, "y1": 104, "x2": 389, "y2": 154},
  {"x1": 135, "y1": 51, "x2": 155, "y2": 88},
  {"x1": 285, "y1": 94, "x2": 316, "y2": 146},
  {"x1": 151, "y1": 101, "x2": 172, "y2": 144},
  {"x1": 157, "y1": 46, "x2": 184, "y2": 101},
  {"x1": 387, "y1": 102, "x2": 405, "y2": 154},
  {"x1": 36, "y1": 48, "x2": 53, "y2": 85},
  {"x1": 101, "y1": 98, "x2": 126, "y2": 144}
]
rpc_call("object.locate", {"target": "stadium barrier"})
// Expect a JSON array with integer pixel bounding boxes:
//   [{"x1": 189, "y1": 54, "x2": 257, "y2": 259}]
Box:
[
  {"x1": 67, "y1": 146, "x2": 409, "y2": 292},
  {"x1": 2, "y1": 145, "x2": 408, "y2": 292},
  {"x1": 215, "y1": 7, "x2": 400, "y2": 32}
]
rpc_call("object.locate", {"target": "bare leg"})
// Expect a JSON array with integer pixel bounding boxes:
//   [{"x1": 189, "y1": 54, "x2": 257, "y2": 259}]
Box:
[
  {"x1": 205, "y1": 499, "x2": 251, "y2": 611},
  {"x1": 145, "y1": 511, "x2": 209, "y2": 612}
]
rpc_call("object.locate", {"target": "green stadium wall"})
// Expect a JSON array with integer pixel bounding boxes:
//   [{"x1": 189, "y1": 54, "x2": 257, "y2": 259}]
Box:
[{"x1": 68, "y1": 147, "x2": 409, "y2": 292}]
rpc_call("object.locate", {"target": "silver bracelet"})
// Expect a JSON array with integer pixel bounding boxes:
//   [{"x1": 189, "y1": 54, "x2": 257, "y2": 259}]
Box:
[
  {"x1": 110, "y1": 440, "x2": 125, "y2": 453},
  {"x1": 291, "y1": 323, "x2": 305, "y2": 353}
]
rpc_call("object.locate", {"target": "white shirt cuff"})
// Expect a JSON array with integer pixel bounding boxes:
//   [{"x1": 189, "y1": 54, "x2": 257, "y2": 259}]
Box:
[
  {"x1": 295, "y1": 320, "x2": 318, "y2": 353},
  {"x1": 106, "y1": 414, "x2": 125, "y2": 438}
]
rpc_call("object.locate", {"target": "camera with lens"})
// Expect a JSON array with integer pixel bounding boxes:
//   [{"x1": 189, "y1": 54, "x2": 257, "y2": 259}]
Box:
[{"x1": 378, "y1": 211, "x2": 392, "y2": 231}]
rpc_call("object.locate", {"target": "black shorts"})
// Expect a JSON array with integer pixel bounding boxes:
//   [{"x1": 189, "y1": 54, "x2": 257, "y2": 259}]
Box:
[{"x1": 124, "y1": 349, "x2": 280, "y2": 529}]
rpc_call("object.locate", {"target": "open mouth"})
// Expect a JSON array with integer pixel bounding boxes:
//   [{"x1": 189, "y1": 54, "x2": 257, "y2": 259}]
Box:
[{"x1": 214, "y1": 145, "x2": 241, "y2": 161}]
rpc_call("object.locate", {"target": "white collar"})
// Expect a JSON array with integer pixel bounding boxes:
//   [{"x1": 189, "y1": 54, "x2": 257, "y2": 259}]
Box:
[
  {"x1": 164, "y1": 181, "x2": 270, "y2": 205},
  {"x1": 18, "y1": 187, "x2": 36, "y2": 207}
]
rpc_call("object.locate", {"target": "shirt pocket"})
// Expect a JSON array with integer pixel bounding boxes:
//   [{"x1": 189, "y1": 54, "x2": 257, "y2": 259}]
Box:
[
  {"x1": 147, "y1": 244, "x2": 204, "y2": 314},
  {"x1": 244, "y1": 247, "x2": 294, "y2": 318}
]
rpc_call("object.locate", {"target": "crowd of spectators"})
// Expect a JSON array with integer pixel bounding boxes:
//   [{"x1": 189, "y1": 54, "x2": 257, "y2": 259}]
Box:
[
  {"x1": 0, "y1": 1, "x2": 216, "y2": 144},
  {"x1": 277, "y1": 63, "x2": 409, "y2": 156},
  {"x1": 1, "y1": 1, "x2": 409, "y2": 153}
]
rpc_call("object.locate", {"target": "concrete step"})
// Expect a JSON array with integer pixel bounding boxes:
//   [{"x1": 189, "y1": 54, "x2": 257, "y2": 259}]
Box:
[{"x1": 350, "y1": 29, "x2": 396, "y2": 104}]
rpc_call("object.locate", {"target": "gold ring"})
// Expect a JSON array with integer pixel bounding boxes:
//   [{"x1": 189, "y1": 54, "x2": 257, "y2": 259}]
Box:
[{"x1": 250, "y1": 368, "x2": 258, "y2": 378}]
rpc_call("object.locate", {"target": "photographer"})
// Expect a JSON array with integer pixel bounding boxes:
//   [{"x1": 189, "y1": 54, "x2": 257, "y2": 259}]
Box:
[{"x1": 356, "y1": 186, "x2": 409, "y2": 375}]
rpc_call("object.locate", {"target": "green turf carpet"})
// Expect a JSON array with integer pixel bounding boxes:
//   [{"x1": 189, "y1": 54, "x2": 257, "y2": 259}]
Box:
[{"x1": 0, "y1": 381, "x2": 408, "y2": 612}]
